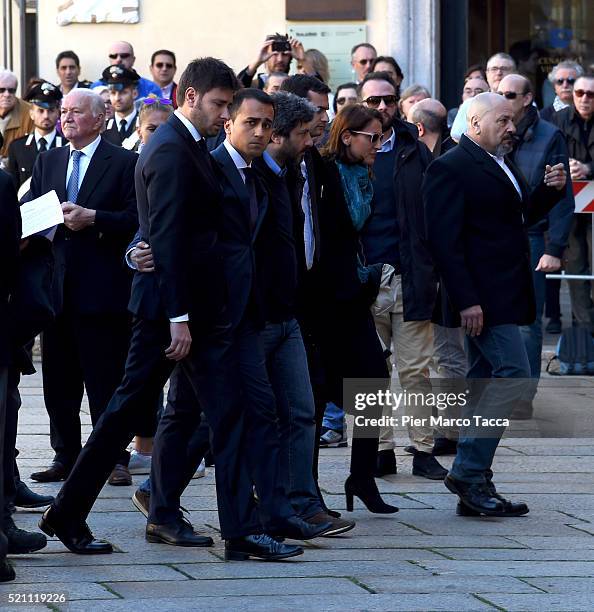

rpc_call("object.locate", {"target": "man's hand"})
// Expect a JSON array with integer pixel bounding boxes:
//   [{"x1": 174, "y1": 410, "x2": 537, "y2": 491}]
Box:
[
  {"x1": 131, "y1": 241, "x2": 155, "y2": 273},
  {"x1": 165, "y1": 322, "x2": 191, "y2": 361},
  {"x1": 568, "y1": 158, "x2": 589, "y2": 180},
  {"x1": 543, "y1": 163, "x2": 567, "y2": 190},
  {"x1": 460, "y1": 305, "x2": 483, "y2": 337},
  {"x1": 290, "y1": 37, "x2": 305, "y2": 61},
  {"x1": 535, "y1": 254, "x2": 561, "y2": 273},
  {"x1": 62, "y1": 202, "x2": 96, "y2": 231},
  {"x1": 247, "y1": 40, "x2": 274, "y2": 76}
]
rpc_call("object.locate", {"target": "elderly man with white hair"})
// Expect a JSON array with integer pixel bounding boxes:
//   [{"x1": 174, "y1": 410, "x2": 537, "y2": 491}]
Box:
[
  {"x1": 0, "y1": 69, "x2": 33, "y2": 162},
  {"x1": 423, "y1": 92, "x2": 566, "y2": 518},
  {"x1": 26, "y1": 89, "x2": 139, "y2": 495}
]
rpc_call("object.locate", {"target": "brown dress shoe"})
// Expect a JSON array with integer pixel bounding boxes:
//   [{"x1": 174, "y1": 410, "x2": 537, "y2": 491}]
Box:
[
  {"x1": 31, "y1": 462, "x2": 70, "y2": 483},
  {"x1": 306, "y1": 511, "x2": 356, "y2": 536},
  {"x1": 108, "y1": 464, "x2": 132, "y2": 486}
]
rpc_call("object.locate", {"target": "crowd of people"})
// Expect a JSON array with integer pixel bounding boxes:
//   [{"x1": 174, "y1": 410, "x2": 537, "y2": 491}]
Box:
[{"x1": 1, "y1": 32, "x2": 590, "y2": 581}]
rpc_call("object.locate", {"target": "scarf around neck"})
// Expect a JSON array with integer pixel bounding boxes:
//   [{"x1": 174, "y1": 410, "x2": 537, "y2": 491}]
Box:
[{"x1": 336, "y1": 160, "x2": 373, "y2": 232}]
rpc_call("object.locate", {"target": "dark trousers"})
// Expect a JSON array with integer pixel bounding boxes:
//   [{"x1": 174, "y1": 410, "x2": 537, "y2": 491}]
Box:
[
  {"x1": 41, "y1": 311, "x2": 131, "y2": 468},
  {"x1": 0, "y1": 368, "x2": 8, "y2": 566},
  {"x1": 2, "y1": 369, "x2": 20, "y2": 524},
  {"x1": 545, "y1": 279, "x2": 561, "y2": 320}
]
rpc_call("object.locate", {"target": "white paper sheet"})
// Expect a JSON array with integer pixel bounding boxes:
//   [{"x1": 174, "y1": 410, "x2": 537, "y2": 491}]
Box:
[{"x1": 20, "y1": 190, "x2": 64, "y2": 239}]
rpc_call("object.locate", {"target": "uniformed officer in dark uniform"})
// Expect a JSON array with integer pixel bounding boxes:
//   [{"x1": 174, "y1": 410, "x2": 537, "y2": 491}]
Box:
[
  {"x1": 101, "y1": 65, "x2": 140, "y2": 147},
  {"x1": 6, "y1": 81, "x2": 66, "y2": 191}
]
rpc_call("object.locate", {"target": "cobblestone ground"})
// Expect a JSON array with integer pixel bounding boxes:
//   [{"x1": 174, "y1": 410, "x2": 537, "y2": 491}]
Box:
[{"x1": 2, "y1": 352, "x2": 594, "y2": 611}]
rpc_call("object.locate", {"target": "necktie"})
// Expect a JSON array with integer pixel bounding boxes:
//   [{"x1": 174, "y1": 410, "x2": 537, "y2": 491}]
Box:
[
  {"x1": 242, "y1": 167, "x2": 259, "y2": 233},
  {"x1": 119, "y1": 119, "x2": 127, "y2": 139},
  {"x1": 38, "y1": 137, "x2": 47, "y2": 153},
  {"x1": 197, "y1": 138, "x2": 208, "y2": 155},
  {"x1": 66, "y1": 150, "x2": 83, "y2": 203}
]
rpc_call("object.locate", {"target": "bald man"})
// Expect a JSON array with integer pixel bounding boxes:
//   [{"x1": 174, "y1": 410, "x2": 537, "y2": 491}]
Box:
[
  {"x1": 407, "y1": 98, "x2": 454, "y2": 155},
  {"x1": 422, "y1": 92, "x2": 566, "y2": 518},
  {"x1": 497, "y1": 74, "x2": 574, "y2": 419},
  {"x1": 91, "y1": 41, "x2": 160, "y2": 100}
]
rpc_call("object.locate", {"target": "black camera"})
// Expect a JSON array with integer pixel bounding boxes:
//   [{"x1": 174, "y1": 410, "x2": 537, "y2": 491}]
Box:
[{"x1": 271, "y1": 39, "x2": 291, "y2": 53}]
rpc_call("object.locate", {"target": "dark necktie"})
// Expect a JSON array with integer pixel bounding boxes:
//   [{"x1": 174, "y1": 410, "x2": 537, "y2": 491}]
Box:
[
  {"x1": 242, "y1": 167, "x2": 259, "y2": 233},
  {"x1": 119, "y1": 119, "x2": 127, "y2": 139},
  {"x1": 197, "y1": 138, "x2": 208, "y2": 155},
  {"x1": 38, "y1": 137, "x2": 47, "y2": 153}
]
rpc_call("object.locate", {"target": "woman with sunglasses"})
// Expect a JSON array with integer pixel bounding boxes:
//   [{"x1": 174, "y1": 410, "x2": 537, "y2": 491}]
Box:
[{"x1": 316, "y1": 104, "x2": 398, "y2": 514}]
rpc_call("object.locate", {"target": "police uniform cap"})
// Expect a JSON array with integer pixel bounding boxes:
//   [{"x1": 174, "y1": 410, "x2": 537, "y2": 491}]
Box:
[
  {"x1": 25, "y1": 81, "x2": 62, "y2": 109},
  {"x1": 102, "y1": 65, "x2": 140, "y2": 91}
]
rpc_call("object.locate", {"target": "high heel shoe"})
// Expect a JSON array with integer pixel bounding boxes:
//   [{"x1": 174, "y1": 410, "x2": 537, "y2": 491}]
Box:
[{"x1": 344, "y1": 476, "x2": 399, "y2": 514}]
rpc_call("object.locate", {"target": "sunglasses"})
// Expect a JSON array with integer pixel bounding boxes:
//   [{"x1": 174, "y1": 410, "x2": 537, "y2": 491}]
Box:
[
  {"x1": 498, "y1": 91, "x2": 526, "y2": 100},
  {"x1": 154, "y1": 62, "x2": 174, "y2": 69},
  {"x1": 350, "y1": 130, "x2": 382, "y2": 144},
  {"x1": 109, "y1": 52, "x2": 132, "y2": 60},
  {"x1": 363, "y1": 95, "x2": 398, "y2": 107},
  {"x1": 336, "y1": 96, "x2": 358, "y2": 106},
  {"x1": 0, "y1": 87, "x2": 16, "y2": 94},
  {"x1": 142, "y1": 97, "x2": 173, "y2": 105},
  {"x1": 357, "y1": 59, "x2": 374, "y2": 66},
  {"x1": 555, "y1": 78, "x2": 576, "y2": 86},
  {"x1": 574, "y1": 89, "x2": 594, "y2": 99}
]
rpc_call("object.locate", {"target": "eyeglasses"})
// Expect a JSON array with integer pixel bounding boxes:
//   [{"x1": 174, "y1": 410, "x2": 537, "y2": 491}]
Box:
[
  {"x1": 498, "y1": 91, "x2": 525, "y2": 100},
  {"x1": 362, "y1": 95, "x2": 398, "y2": 107},
  {"x1": 574, "y1": 89, "x2": 594, "y2": 99},
  {"x1": 487, "y1": 65, "x2": 513, "y2": 73},
  {"x1": 357, "y1": 59, "x2": 374, "y2": 66},
  {"x1": 555, "y1": 78, "x2": 576, "y2": 86},
  {"x1": 463, "y1": 88, "x2": 487, "y2": 96},
  {"x1": 350, "y1": 130, "x2": 382, "y2": 144},
  {"x1": 154, "y1": 62, "x2": 174, "y2": 69},
  {"x1": 142, "y1": 97, "x2": 173, "y2": 105},
  {"x1": 336, "y1": 96, "x2": 358, "y2": 106},
  {"x1": 109, "y1": 52, "x2": 132, "y2": 60},
  {"x1": 0, "y1": 87, "x2": 16, "y2": 94}
]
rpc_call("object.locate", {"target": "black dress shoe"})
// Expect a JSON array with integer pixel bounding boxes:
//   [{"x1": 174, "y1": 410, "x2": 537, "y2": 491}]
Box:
[
  {"x1": 374, "y1": 449, "x2": 397, "y2": 477},
  {"x1": 146, "y1": 517, "x2": 213, "y2": 547},
  {"x1": 6, "y1": 518, "x2": 47, "y2": 554},
  {"x1": 412, "y1": 451, "x2": 448, "y2": 480},
  {"x1": 432, "y1": 437, "x2": 458, "y2": 456},
  {"x1": 0, "y1": 561, "x2": 15, "y2": 582},
  {"x1": 444, "y1": 475, "x2": 506, "y2": 516},
  {"x1": 225, "y1": 534, "x2": 303, "y2": 561},
  {"x1": 272, "y1": 515, "x2": 333, "y2": 540},
  {"x1": 39, "y1": 506, "x2": 113, "y2": 554},
  {"x1": 30, "y1": 462, "x2": 70, "y2": 483},
  {"x1": 14, "y1": 481, "x2": 55, "y2": 509}
]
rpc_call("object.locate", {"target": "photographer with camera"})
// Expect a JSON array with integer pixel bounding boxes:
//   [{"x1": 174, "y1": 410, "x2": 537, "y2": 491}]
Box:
[{"x1": 238, "y1": 33, "x2": 304, "y2": 89}]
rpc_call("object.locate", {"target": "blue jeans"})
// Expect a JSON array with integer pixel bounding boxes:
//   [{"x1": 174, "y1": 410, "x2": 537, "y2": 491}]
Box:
[
  {"x1": 450, "y1": 324, "x2": 530, "y2": 484},
  {"x1": 519, "y1": 233, "x2": 546, "y2": 401},
  {"x1": 260, "y1": 319, "x2": 322, "y2": 519},
  {"x1": 322, "y1": 402, "x2": 345, "y2": 432}
]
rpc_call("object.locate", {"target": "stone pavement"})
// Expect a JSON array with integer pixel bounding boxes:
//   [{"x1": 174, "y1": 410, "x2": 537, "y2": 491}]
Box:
[{"x1": 2, "y1": 360, "x2": 594, "y2": 612}]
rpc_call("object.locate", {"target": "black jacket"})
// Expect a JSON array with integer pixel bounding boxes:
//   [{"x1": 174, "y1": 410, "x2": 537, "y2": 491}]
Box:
[
  {"x1": 550, "y1": 106, "x2": 594, "y2": 178},
  {"x1": 28, "y1": 137, "x2": 138, "y2": 316},
  {"x1": 7, "y1": 132, "x2": 67, "y2": 190},
  {"x1": 361, "y1": 118, "x2": 437, "y2": 321},
  {"x1": 253, "y1": 156, "x2": 298, "y2": 323},
  {"x1": 211, "y1": 143, "x2": 269, "y2": 329},
  {"x1": 103, "y1": 112, "x2": 139, "y2": 147},
  {"x1": 423, "y1": 134, "x2": 564, "y2": 328},
  {"x1": 131, "y1": 114, "x2": 225, "y2": 325}
]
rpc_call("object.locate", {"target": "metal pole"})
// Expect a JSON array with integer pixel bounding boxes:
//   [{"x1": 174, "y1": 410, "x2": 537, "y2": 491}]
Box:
[{"x1": 546, "y1": 213, "x2": 594, "y2": 281}]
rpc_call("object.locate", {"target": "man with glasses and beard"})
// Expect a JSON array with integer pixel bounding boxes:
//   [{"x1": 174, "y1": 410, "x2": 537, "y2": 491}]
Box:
[{"x1": 423, "y1": 92, "x2": 566, "y2": 517}]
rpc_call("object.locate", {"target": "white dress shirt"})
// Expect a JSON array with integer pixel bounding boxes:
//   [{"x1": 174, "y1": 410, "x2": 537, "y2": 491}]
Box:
[
  {"x1": 35, "y1": 129, "x2": 57, "y2": 150},
  {"x1": 466, "y1": 135, "x2": 522, "y2": 198},
  {"x1": 300, "y1": 159, "x2": 315, "y2": 270},
  {"x1": 223, "y1": 139, "x2": 250, "y2": 181},
  {"x1": 65, "y1": 134, "x2": 102, "y2": 192},
  {"x1": 160, "y1": 82, "x2": 174, "y2": 100},
  {"x1": 114, "y1": 109, "x2": 138, "y2": 134}
]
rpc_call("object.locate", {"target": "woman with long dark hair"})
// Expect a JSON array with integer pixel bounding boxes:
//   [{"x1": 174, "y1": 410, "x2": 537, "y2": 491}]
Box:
[{"x1": 317, "y1": 105, "x2": 398, "y2": 514}]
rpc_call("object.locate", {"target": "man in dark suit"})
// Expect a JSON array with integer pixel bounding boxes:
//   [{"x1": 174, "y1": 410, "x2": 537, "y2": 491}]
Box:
[
  {"x1": 423, "y1": 92, "x2": 566, "y2": 517},
  {"x1": 101, "y1": 65, "x2": 139, "y2": 147},
  {"x1": 7, "y1": 81, "x2": 67, "y2": 191},
  {"x1": 28, "y1": 89, "x2": 138, "y2": 485},
  {"x1": 40, "y1": 62, "x2": 323, "y2": 560}
]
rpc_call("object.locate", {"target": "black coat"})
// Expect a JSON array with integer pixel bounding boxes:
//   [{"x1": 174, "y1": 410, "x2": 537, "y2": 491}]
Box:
[
  {"x1": 131, "y1": 114, "x2": 225, "y2": 326},
  {"x1": 28, "y1": 137, "x2": 138, "y2": 316},
  {"x1": 103, "y1": 112, "x2": 139, "y2": 146},
  {"x1": 253, "y1": 156, "x2": 298, "y2": 323},
  {"x1": 7, "y1": 132, "x2": 67, "y2": 190},
  {"x1": 0, "y1": 170, "x2": 21, "y2": 367},
  {"x1": 550, "y1": 106, "x2": 594, "y2": 177},
  {"x1": 211, "y1": 143, "x2": 268, "y2": 329},
  {"x1": 423, "y1": 134, "x2": 564, "y2": 328},
  {"x1": 361, "y1": 118, "x2": 437, "y2": 321}
]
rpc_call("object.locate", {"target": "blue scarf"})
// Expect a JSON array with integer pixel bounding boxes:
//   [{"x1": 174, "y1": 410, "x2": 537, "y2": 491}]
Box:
[{"x1": 336, "y1": 161, "x2": 373, "y2": 231}]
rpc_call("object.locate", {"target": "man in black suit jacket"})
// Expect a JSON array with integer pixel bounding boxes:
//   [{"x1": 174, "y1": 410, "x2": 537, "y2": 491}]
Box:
[
  {"x1": 27, "y1": 89, "x2": 137, "y2": 484},
  {"x1": 40, "y1": 63, "x2": 320, "y2": 560},
  {"x1": 423, "y1": 93, "x2": 566, "y2": 517}
]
